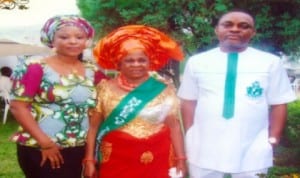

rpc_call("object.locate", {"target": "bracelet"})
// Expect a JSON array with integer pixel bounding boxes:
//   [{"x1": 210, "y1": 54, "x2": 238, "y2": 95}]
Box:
[
  {"x1": 174, "y1": 156, "x2": 187, "y2": 161},
  {"x1": 82, "y1": 158, "x2": 96, "y2": 165}
]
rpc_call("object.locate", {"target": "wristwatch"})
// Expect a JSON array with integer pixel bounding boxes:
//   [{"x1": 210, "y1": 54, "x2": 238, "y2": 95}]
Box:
[{"x1": 268, "y1": 137, "x2": 278, "y2": 145}]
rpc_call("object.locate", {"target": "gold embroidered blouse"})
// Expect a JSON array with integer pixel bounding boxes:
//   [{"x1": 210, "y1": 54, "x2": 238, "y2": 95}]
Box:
[{"x1": 92, "y1": 79, "x2": 180, "y2": 138}]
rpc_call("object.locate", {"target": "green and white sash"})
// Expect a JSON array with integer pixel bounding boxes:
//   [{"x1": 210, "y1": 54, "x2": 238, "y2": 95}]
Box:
[{"x1": 95, "y1": 76, "x2": 166, "y2": 161}]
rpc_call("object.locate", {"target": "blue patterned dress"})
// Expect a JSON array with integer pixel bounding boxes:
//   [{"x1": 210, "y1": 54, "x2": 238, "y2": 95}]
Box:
[{"x1": 10, "y1": 59, "x2": 106, "y2": 148}]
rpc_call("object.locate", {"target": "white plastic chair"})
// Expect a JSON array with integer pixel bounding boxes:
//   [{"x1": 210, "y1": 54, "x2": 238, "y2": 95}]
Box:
[{"x1": 1, "y1": 93, "x2": 10, "y2": 124}]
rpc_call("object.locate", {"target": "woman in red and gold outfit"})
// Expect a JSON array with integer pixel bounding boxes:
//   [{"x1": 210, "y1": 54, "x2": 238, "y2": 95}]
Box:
[{"x1": 83, "y1": 25, "x2": 187, "y2": 178}]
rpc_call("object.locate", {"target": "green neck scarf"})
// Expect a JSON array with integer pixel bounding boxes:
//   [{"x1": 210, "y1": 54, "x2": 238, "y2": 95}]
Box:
[
  {"x1": 95, "y1": 76, "x2": 166, "y2": 160},
  {"x1": 222, "y1": 52, "x2": 238, "y2": 119}
]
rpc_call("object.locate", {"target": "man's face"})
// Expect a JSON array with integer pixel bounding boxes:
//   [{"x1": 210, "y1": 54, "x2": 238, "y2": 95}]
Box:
[{"x1": 215, "y1": 12, "x2": 256, "y2": 52}]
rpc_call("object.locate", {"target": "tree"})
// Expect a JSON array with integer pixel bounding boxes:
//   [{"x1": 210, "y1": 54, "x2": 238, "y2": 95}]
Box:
[{"x1": 77, "y1": 0, "x2": 300, "y2": 59}]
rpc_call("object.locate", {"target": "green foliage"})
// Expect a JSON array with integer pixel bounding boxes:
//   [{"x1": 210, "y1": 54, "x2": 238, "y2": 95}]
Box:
[
  {"x1": 271, "y1": 101, "x2": 300, "y2": 176},
  {"x1": 268, "y1": 166, "x2": 300, "y2": 178},
  {"x1": 0, "y1": 113, "x2": 23, "y2": 178},
  {"x1": 283, "y1": 100, "x2": 300, "y2": 147},
  {"x1": 276, "y1": 13, "x2": 300, "y2": 61},
  {"x1": 77, "y1": 0, "x2": 300, "y2": 58}
]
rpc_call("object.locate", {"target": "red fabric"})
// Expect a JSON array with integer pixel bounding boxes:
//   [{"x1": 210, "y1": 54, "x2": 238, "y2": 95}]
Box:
[
  {"x1": 94, "y1": 70, "x2": 109, "y2": 85},
  {"x1": 17, "y1": 63, "x2": 43, "y2": 97},
  {"x1": 93, "y1": 25, "x2": 184, "y2": 70},
  {"x1": 98, "y1": 126, "x2": 173, "y2": 178}
]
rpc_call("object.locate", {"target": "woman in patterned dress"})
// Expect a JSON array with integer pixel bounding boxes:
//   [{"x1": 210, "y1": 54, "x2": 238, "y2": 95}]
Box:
[{"x1": 9, "y1": 15, "x2": 107, "y2": 178}]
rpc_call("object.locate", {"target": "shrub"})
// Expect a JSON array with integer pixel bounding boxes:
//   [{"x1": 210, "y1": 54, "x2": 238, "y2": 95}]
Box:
[{"x1": 271, "y1": 100, "x2": 300, "y2": 177}]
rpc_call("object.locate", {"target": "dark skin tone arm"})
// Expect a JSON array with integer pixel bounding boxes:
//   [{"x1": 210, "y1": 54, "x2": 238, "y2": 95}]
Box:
[
  {"x1": 164, "y1": 114, "x2": 188, "y2": 177},
  {"x1": 269, "y1": 104, "x2": 288, "y2": 146},
  {"x1": 10, "y1": 100, "x2": 64, "y2": 169},
  {"x1": 180, "y1": 99, "x2": 197, "y2": 133},
  {"x1": 83, "y1": 111, "x2": 103, "y2": 178}
]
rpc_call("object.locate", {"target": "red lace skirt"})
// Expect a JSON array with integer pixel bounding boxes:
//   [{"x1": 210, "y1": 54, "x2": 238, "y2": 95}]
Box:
[{"x1": 98, "y1": 126, "x2": 174, "y2": 178}]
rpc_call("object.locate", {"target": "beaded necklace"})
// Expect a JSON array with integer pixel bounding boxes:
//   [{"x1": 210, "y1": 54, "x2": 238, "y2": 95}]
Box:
[{"x1": 117, "y1": 74, "x2": 149, "y2": 91}]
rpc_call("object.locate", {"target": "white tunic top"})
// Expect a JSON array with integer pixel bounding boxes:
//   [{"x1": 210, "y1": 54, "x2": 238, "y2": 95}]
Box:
[{"x1": 178, "y1": 47, "x2": 296, "y2": 172}]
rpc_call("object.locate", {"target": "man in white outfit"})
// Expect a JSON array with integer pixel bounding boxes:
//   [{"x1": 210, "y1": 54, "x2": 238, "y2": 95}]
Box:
[{"x1": 178, "y1": 10, "x2": 296, "y2": 178}]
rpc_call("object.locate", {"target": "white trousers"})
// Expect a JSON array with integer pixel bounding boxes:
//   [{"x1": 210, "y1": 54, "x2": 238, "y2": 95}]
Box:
[{"x1": 189, "y1": 164, "x2": 269, "y2": 178}]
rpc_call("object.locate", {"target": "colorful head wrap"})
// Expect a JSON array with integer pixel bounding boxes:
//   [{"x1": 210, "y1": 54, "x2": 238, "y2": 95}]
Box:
[
  {"x1": 40, "y1": 15, "x2": 94, "y2": 48},
  {"x1": 93, "y1": 25, "x2": 184, "y2": 70}
]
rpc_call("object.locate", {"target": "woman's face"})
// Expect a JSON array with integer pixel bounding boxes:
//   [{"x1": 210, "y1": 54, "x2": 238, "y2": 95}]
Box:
[
  {"x1": 119, "y1": 50, "x2": 150, "y2": 81},
  {"x1": 52, "y1": 26, "x2": 88, "y2": 57}
]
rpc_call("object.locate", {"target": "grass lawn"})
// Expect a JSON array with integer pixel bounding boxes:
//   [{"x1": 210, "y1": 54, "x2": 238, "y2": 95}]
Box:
[{"x1": 0, "y1": 112, "x2": 23, "y2": 178}]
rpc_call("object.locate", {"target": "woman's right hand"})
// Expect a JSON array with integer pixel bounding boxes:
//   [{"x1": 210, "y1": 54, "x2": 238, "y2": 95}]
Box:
[
  {"x1": 10, "y1": 100, "x2": 64, "y2": 169},
  {"x1": 83, "y1": 161, "x2": 97, "y2": 178},
  {"x1": 40, "y1": 142, "x2": 64, "y2": 169}
]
